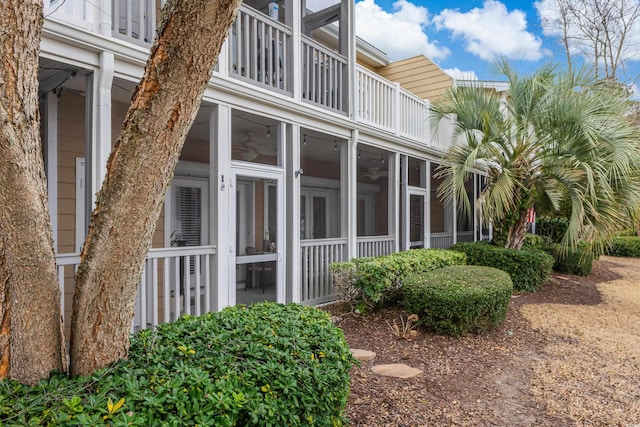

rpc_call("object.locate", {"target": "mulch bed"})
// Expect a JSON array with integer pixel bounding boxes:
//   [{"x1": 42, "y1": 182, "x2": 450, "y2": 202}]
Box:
[{"x1": 324, "y1": 261, "x2": 616, "y2": 426}]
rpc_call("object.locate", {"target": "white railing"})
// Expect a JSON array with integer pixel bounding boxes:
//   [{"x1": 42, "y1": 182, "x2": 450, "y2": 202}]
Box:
[
  {"x1": 355, "y1": 65, "x2": 436, "y2": 146},
  {"x1": 356, "y1": 67, "x2": 395, "y2": 131},
  {"x1": 44, "y1": 0, "x2": 97, "y2": 30},
  {"x1": 229, "y1": 4, "x2": 292, "y2": 93},
  {"x1": 300, "y1": 238, "x2": 347, "y2": 305},
  {"x1": 399, "y1": 91, "x2": 430, "y2": 143},
  {"x1": 55, "y1": 245, "x2": 216, "y2": 333},
  {"x1": 301, "y1": 35, "x2": 347, "y2": 114},
  {"x1": 112, "y1": 0, "x2": 156, "y2": 46},
  {"x1": 430, "y1": 232, "x2": 454, "y2": 249},
  {"x1": 357, "y1": 235, "x2": 395, "y2": 258}
]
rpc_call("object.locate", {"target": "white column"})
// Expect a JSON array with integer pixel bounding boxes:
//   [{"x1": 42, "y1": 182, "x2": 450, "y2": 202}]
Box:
[
  {"x1": 89, "y1": 51, "x2": 114, "y2": 206},
  {"x1": 399, "y1": 155, "x2": 409, "y2": 251},
  {"x1": 345, "y1": 130, "x2": 358, "y2": 260},
  {"x1": 289, "y1": 0, "x2": 301, "y2": 103},
  {"x1": 425, "y1": 161, "x2": 431, "y2": 248},
  {"x1": 341, "y1": 0, "x2": 356, "y2": 118},
  {"x1": 390, "y1": 152, "x2": 399, "y2": 253},
  {"x1": 97, "y1": 0, "x2": 112, "y2": 37},
  {"x1": 452, "y1": 198, "x2": 458, "y2": 245},
  {"x1": 44, "y1": 93, "x2": 59, "y2": 250},
  {"x1": 473, "y1": 173, "x2": 478, "y2": 241},
  {"x1": 285, "y1": 124, "x2": 301, "y2": 303},
  {"x1": 212, "y1": 104, "x2": 232, "y2": 311}
]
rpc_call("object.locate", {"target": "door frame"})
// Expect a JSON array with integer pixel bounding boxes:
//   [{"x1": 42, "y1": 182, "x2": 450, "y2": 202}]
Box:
[{"x1": 229, "y1": 163, "x2": 285, "y2": 305}]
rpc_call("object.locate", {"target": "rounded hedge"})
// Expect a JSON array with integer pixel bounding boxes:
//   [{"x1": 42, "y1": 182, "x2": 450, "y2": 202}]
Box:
[
  {"x1": 402, "y1": 265, "x2": 513, "y2": 336},
  {"x1": 451, "y1": 241, "x2": 553, "y2": 292},
  {"x1": 0, "y1": 303, "x2": 355, "y2": 426}
]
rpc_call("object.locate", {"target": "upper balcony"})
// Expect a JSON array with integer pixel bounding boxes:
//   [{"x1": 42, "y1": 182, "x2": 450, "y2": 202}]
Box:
[{"x1": 43, "y1": 0, "x2": 454, "y2": 150}]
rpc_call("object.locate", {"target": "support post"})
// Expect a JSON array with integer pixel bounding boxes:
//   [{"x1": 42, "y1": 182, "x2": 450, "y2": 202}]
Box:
[
  {"x1": 212, "y1": 104, "x2": 232, "y2": 310},
  {"x1": 286, "y1": 124, "x2": 301, "y2": 303}
]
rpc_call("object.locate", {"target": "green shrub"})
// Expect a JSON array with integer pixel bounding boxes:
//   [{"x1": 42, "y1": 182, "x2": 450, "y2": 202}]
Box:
[
  {"x1": 0, "y1": 303, "x2": 354, "y2": 426},
  {"x1": 451, "y1": 241, "x2": 553, "y2": 292},
  {"x1": 522, "y1": 233, "x2": 548, "y2": 249},
  {"x1": 606, "y1": 236, "x2": 640, "y2": 257},
  {"x1": 536, "y1": 216, "x2": 569, "y2": 243},
  {"x1": 330, "y1": 249, "x2": 466, "y2": 311},
  {"x1": 402, "y1": 266, "x2": 513, "y2": 336},
  {"x1": 543, "y1": 241, "x2": 594, "y2": 276}
]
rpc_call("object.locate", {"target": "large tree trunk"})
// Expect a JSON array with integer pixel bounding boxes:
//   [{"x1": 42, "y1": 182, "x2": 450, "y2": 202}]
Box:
[
  {"x1": 0, "y1": 0, "x2": 67, "y2": 385},
  {"x1": 69, "y1": 0, "x2": 242, "y2": 376}
]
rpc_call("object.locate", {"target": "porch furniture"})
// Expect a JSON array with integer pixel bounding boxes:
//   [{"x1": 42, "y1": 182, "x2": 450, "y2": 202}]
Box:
[{"x1": 246, "y1": 246, "x2": 274, "y2": 293}]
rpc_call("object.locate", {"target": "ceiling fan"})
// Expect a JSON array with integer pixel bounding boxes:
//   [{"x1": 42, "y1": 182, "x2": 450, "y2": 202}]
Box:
[
  {"x1": 360, "y1": 162, "x2": 388, "y2": 180},
  {"x1": 233, "y1": 131, "x2": 277, "y2": 161}
]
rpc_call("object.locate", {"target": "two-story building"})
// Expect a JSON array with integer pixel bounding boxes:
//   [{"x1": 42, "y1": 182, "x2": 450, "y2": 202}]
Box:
[{"x1": 40, "y1": 0, "x2": 489, "y2": 335}]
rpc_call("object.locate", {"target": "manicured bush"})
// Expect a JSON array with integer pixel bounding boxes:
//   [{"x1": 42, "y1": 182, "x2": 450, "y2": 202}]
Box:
[
  {"x1": 0, "y1": 303, "x2": 354, "y2": 426},
  {"x1": 330, "y1": 249, "x2": 466, "y2": 311},
  {"x1": 522, "y1": 233, "x2": 548, "y2": 249},
  {"x1": 536, "y1": 216, "x2": 569, "y2": 243},
  {"x1": 543, "y1": 241, "x2": 594, "y2": 276},
  {"x1": 402, "y1": 265, "x2": 513, "y2": 336},
  {"x1": 451, "y1": 241, "x2": 553, "y2": 292},
  {"x1": 606, "y1": 236, "x2": 640, "y2": 257}
]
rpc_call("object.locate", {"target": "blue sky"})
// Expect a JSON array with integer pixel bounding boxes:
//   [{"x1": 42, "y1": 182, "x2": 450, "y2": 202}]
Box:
[{"x1": 309, "y1": 0, "x2": 640, "y2": 85}]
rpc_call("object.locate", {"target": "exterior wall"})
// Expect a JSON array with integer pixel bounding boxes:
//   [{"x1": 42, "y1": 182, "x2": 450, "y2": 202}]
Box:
[
  {"x1": 57, "y1": 91, "x2": 85, "y2": 255},
  {"x1": 376, "y1": 55, "x2": 453, "y2": 103}
]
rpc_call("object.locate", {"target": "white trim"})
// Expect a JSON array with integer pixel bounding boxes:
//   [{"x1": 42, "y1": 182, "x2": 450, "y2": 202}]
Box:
[
  {"x1": 90, "y1": 51, "x2": 114, "y2": 206},
  {"x1": 45, "y1": 93, "x2": 59, "y2": 250},
  {"x1": 75, "y1": 157, "x2": 86, "y2": 253}
]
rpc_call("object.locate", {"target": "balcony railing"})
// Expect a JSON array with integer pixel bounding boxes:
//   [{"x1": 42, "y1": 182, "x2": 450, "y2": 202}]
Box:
[
  {"x1": 43, "y1": 1, "x2": 456, "y2": 151},
  {"x1": 229, "y1": 4, "x2": 292, "y2": 94},
  {"x1": 301, "y1": 35, "x2": 347, "y2": 114},
  {"x1": 55, "y1": 245, "x2": 216, "y2": 333},
  {"x1": 112, "y1": 0, "x2": 156, "y2": 46},
  {"x1": 300, "y1": 238, "x2": 347, "y2": 305},
  {"x1": 355, "y1": 65, "x2": 433, "y2": 145},
  {"x1": 399, "y1": 90, "x2": 430, "y2": 142},
  {"x1": 356, "y1": 235, "x2": 395, "y2": 258},
  {"x1": 356, "y1": 67, "x2": 395, "y2": 131}
]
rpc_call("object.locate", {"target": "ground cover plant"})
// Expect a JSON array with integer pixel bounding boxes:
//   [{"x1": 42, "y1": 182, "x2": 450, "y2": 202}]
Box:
[
  {"x1": 402, "y1": 265, "x2": 513, "y2": 336},
  {"x1": 330, "y1": 249, "x2": 466, "y2": 311},
  {"x1": 451, "y1": 241, "x2": 553, "y2": 291},
  {"x1": 0, "y1": 303, "x2": 354, "y2": 426}
]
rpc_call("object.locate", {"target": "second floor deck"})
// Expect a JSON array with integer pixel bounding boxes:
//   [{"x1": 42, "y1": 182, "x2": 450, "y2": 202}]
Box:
[{"x1": 43, "y1": 0, "x2": 456, "y2": 150}]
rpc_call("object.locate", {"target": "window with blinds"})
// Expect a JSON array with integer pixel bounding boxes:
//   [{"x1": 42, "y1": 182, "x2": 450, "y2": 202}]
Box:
[{"x1": 175, "y1": 186, "x2": 202, "y2": 247}]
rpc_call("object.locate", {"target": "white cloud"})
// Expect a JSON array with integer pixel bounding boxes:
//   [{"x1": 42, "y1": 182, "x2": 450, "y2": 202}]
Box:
[
  {"x1": 355, "y1": 0, "x2": 450, "y2": 60},
  {"x1": 434, "y1": 0, "x2": 547, "y2": 61},
  {"x1": 444, "y1": 68, "x2": 479, "y2": 80}
]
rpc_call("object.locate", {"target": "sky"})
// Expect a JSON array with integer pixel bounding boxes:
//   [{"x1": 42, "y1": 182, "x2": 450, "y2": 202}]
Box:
[{"x1": 307, "y1": 0, "x2": 640, "y2": 85}]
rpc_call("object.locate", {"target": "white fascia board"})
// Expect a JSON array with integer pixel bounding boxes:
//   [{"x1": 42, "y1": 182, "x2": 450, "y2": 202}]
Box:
[{"x1": 43, "y1": 19, "x2": 150, "y2": 69}]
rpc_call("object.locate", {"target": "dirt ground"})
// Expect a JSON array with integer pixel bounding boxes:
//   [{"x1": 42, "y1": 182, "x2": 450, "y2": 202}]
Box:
[{"x1": 327, "y1": 256, "x2": 640, "y2": 426}]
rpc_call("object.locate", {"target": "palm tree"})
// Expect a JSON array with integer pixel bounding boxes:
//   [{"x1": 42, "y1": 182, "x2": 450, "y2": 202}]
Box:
[{"x1": 431, "y1": 62, "x2": 640, "y2": 250}]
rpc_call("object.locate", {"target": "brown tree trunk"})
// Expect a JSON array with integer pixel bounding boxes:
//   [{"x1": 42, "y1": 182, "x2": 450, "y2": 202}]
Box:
[
  {"x1": 506, "y1": 210, "x2": 530, "y2": 250},
  {"x1": 69, "y1": 0, "x2": 242, "y2": 376},
  {"x1": 0, "y1": 0, "x2": 67, "y2": 385}
]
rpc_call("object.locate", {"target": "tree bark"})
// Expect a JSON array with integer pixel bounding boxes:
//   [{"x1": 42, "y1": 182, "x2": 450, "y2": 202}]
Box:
[
  {"x1": 69, "y1": 0, "x2": 242, "y2": 376},
  {"x1": 0, "y1": 0, "x2": 67, "y2": 385}
]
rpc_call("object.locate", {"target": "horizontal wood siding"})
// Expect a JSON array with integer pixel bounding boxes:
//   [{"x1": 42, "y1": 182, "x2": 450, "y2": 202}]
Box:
[{"x1": 376, "y1": 55, "x2": 453, "y2": 103}]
